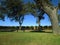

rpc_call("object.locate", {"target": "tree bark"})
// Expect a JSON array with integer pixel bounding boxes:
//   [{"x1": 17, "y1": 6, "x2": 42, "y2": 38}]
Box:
[
  {"x1": 34, "y1": 0, "x2": 60, "y2": 34},
  {"x1": 43, "y1": 6, "x2": 60, "y2": 34},
  {"x1": 49, "y1": 8, "x2": 60, "y2": 34},
  {"x1": 17, "y1": 29, "x2": 18, "y2": 32},
  {"x1": 16, "y1": 21, "x2": 21, "y2": 32}
]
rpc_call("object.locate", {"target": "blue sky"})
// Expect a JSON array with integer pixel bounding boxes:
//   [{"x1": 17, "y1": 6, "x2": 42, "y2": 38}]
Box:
[
  {"x1": 0, "y1": 0, "x2": 59, "y2": 26},
  {"x1": 0, "y1": 14, "x2": 51, "y2": 26}
]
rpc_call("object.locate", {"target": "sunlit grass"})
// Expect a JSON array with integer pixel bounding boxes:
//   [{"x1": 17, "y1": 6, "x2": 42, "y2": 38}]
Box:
[{"x1": 0, "y1": 31, "x2": 60, "y2": 45}]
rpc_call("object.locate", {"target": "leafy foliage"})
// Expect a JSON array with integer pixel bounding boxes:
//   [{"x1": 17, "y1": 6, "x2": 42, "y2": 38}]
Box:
[
  {"x1": 0, "y1": 0, "x2": 46, "y2": 27},
  {"x1": 0, "y1": 0, "x2": 25, "y2": 26},
  {"x1": 0, "y1": 0, "x2": 59, "y2": 27},
  {"x1": 34, "y1": 0, "x2": 52, "y2": 8},
  {"x1": 58, "y1": 3, "x2": 60, "y2": 9}
]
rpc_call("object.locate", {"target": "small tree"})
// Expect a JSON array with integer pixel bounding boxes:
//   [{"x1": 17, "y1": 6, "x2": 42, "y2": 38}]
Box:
[{"x1": 0, "y1": 0, "x2": 25, "y2": 32}]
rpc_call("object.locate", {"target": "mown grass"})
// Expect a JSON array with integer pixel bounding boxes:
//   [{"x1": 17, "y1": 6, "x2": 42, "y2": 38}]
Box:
[{"x1": 0, "y1": 32, "x2": 60, "y2": 45}]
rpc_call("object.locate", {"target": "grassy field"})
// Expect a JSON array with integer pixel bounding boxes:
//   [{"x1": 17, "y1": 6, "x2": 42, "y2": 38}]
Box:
[{"x1": 0, "y1": 31, "x2": 60, "y2": 45}]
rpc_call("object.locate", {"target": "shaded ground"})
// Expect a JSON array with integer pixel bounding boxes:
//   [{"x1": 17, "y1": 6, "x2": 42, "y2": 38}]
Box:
[
  {"x1": 30, "y1": 29, "x2": 53, "y2": 33},
  {"x1": 0, "y1": 31, "x2": 60, "y2": 45}
]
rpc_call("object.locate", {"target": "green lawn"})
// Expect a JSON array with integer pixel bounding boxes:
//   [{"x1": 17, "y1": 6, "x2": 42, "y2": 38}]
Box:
[{"x1": 0, "y1": 32, "x2": 60, "y2": 45}]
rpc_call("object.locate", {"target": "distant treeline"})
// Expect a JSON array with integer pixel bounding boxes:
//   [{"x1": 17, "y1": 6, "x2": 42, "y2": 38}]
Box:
[{"x1": 0, "y1": 26, "x2": 52, "y2": 32}]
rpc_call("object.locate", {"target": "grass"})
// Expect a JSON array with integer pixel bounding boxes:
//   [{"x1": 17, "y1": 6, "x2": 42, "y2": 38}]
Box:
[{"x1": 0, "y1": 31, "x2": 60, "y2": 45}]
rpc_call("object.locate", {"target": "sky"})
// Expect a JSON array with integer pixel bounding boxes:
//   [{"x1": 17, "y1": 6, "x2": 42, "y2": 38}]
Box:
[{"x1": 0, "y1": 0, "x2": 59, "y2": 26}]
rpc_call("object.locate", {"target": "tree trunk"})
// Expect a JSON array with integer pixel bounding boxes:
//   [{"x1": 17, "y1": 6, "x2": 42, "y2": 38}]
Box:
[
  {"x1": 34, "y1": 0, "x2": 60, "y2": 34},
  {"x1": 19, "y1": 21, "x2": 22, "y2": 31},
  {"x1": 49, "y1": 8, "x2": 60, "y2": 34},
  {"x1": 17, "y1": 29, "x2": 18, "y2": 32},
  {"x1": 38, "y1": 22, "x2": 40, "y2": 31},
  {"x1": 37, "y1": 20, "x2": 42, "y2": 31},
  {"x1": 43, "y1": 6, "x2": 60, "y2": 34},
  {"x1": 16, "y1": 21, "x2": 21, "y2": 32}
]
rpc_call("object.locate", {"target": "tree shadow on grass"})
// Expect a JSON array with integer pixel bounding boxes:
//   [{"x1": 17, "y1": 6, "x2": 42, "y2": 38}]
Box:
[
  {"x1": 0, "y1": 29, "x2": 16, "y2": 32},
  {"x1": 30, "y1": 30, "x2": 53, "y2": 33}
]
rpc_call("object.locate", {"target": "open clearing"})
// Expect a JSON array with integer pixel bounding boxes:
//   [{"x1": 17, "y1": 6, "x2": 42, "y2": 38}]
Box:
[{"x1": 0, "y1": 31, "x2": 60, "y2": 45}]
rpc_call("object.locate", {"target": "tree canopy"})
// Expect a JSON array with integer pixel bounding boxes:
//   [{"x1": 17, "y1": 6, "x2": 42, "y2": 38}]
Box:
[{"x1": 0, "y1": 0, "x2": 60, "y2": 26}]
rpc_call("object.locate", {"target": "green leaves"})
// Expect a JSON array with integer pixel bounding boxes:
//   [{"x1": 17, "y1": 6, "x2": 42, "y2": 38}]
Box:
[
  {"x1": 0, "y1": 0, "x2": 54, "y2": 26},
  {"x1": 58, "y1": 3, "x2": 60, "y2": 9},
  {"x1": 0, "y1": 14, "x2": 5, "y2": 21},
  {"x1": 58, "y1": 15, "x2": 60, "y2": 23}
]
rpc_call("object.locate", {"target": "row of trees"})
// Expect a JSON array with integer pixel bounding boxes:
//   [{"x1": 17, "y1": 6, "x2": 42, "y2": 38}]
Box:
[
  {"x1": 0, "y1": 26, "x2": 52, "y2": 32},
  {"x1": 0, "y1": 0, "x2": 60, "y2": 34}
]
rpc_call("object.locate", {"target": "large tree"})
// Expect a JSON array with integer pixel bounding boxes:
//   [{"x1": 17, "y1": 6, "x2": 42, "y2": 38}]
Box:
[
  {"x1": 0, "y1": 0, "x2": 60, "y2": 34},
  {"x1": 0, "y1": 0, "x2": 26, "y2": 32},
  {"x1": 34, "y1": 0, "x2": 60, "y2": 34},
  {"x1": 0, "y1": 0, "x2": 42, "y2": 32}
]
